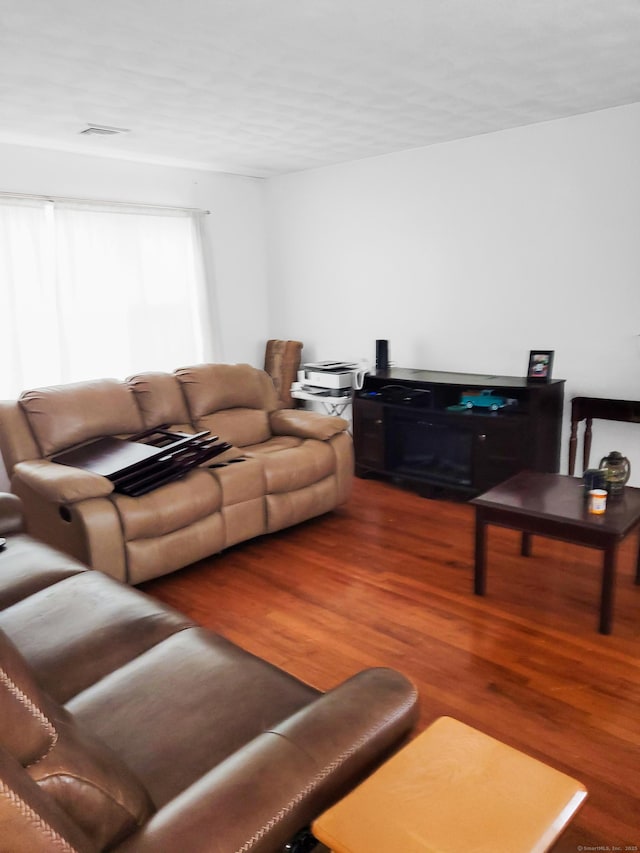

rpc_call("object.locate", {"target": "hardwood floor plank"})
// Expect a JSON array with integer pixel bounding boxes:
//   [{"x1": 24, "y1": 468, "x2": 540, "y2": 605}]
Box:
[{"x1": 142, "y1": 476, "x2": 640, "y2": 848}]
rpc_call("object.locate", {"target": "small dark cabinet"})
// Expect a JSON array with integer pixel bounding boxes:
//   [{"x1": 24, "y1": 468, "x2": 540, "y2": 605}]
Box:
[
  {"x1": 353, "y1": 398, "x2": 386, "y2": 470},
  {"x1": 353, "y1": 368, "x2": 564, "y2": 496}
]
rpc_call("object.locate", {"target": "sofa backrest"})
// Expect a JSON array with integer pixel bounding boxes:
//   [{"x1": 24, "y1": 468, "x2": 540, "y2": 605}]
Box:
[
  {"x1": 0, "y1": 364, "x2": 281, "y2": 475},
  {"x1": 176, "y1": 363, "x2": 280, "y2": 447},
  {"x1": 127, "y1": 371, "x2": 192, "y2": 433},
  {"x1": 0, "y1": 627, "x2": 154, "y2": 850},
  {"x1": 0, "y1": 402, "x2": 41, "y2": 475},
  {"x1": 18, "y1": 380, "x2": 144, "y2": 458}
]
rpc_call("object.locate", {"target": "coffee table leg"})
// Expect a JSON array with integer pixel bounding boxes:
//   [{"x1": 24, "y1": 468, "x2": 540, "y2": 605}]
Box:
[
  {"x1": 521, "y1": 532, "x2": 532, "y2": 557},
  {"x1": 474, "y1": 511, "x2": 487, "y2": 595},
  {"x1": 599, "y1": 544, "x2": 617, "y2": 635}
]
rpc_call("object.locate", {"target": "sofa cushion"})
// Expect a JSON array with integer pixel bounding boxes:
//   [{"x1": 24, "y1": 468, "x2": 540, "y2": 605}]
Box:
[
  {"x1": 0, "y1": 628, "x2": 154, "y2": 849},
  {"x1": 19, "y1": 379, "x2": 144, "y2": 458},
  {"x1": 266, "y1": 478, "x2": 339, "y2": 533},
  {"x1": 242, "y1": 435, "x2": 301, "y2": 455},
  {"x1": 176, "y1": 363, "x2": 279, "y2": 447},
  {"x1": 0, "y1": 534, "x2": 86, "y2": 611},
  {"x1": 111, "y1": 469, "x2": 222, "y2": 541},
  {"x1": 176, "y1": 363, "x2": 279, "y2": 418},
  {"x1": 127, "y1": 371, "x2": 192, "y2": 432},
  {"x1": 207, "y1": 457, "x2": 265, "y2": 506},
  {"x1": 195, "y1": 407, "x2": 272, "y2": 447},
  {"x1": 250, "y1": 439, "x2": 336, "y2": 494},
  {"x1": 124, "y1": 511, "x2": 227, "y2": 585},
  {"x1": 0, "y1": 572, "x2": 193, "y2": 703},
  {"x1": 67, "y1": 627, "x2": 320, "y2": 808}
]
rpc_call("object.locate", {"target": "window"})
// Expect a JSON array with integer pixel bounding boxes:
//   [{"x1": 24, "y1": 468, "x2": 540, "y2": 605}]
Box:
[{"x1": 0, "y1": 196, "x2": 216, "y2": 397}]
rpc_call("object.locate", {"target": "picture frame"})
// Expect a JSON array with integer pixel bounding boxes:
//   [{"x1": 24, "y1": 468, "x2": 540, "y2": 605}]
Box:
[{"x1": 527, "y1": 350, "x2": 554, "y2": 382}]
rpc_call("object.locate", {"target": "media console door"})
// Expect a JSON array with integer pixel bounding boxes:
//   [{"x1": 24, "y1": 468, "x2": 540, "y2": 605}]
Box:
[
  {"x1": 353, "y1": 398, "x2": 386, "y2": 474},
  {"x1": 353, "y1": 369, "x2": 564, "y2": 496},
  {"x1": 471, "y1": 416, "x2": 529, "y2": 493}
]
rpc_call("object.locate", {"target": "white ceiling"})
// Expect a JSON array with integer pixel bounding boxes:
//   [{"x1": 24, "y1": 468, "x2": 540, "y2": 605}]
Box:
[{"x1": 2, "y1": 0, "x2": 640, "y2": 178}]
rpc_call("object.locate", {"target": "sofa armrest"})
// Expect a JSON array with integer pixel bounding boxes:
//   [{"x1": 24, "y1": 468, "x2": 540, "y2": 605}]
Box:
[
  {"x1": 270, "y1": 408, "x2": 349, "y2": 441},
  {"x1": 0, "y1": 747, "x2": 96, "y2": 853},
  {"x1": 114, "y1": 668, "x2": 418, "y2": 853},
  {"x1": 12, "y1": 460, "x2": 114, "y2": 504},
  {"x1": 0, "y1": 492, "x2": 24, "y2": 535}
]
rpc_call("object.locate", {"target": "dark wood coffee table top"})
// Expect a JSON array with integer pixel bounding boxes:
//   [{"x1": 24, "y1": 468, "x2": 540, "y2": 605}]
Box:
[
  {"x1": 471, "y1": 471, "x2": 640, "y2": 537},
  {"x1": 471, "y1": 471, "x2": 640, "y2": 633}
]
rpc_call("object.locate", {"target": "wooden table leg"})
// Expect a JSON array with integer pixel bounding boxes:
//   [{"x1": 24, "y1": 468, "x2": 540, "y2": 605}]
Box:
[
  {"x1": 474, "y1": 511, "x2": 487, "y2": 595},
  {"x1": 599, "y1": 543, "x2": 618, "y2": 635},
  {"x1": 568, "y1": 419, "x2": 578, "y2": 475},
  {"x1": 583, "y1": 417, "x2": 593, "y2": 474},
  {"x1": 521, "y1": 532, "x2": 532, "y2": 557},
  {"x1": 635, "y1": 529, "x2": 640, "y2": 586}
]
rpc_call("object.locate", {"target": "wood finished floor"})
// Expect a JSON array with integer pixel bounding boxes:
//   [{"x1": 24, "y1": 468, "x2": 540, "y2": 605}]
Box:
[{"x1": 142, "y1": 476, "x2": 640, "y2": 851}]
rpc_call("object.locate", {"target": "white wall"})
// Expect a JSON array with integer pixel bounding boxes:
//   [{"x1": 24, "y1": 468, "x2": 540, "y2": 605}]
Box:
[
  {"x1": 265, "y1": 103, "x2": 640, "y2": 482},
  {"x1": 0, "y1": 142, "x2": 269, "y2": 489}
]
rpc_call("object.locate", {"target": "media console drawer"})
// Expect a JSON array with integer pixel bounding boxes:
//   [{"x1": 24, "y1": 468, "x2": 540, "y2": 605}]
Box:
[{"x1": 353, "y1": 368, "x2": 564, "y2": 497}]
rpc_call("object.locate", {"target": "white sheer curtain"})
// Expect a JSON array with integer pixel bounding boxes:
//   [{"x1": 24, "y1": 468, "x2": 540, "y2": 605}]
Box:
[{"x1": 0, "y1": 197, "x2": 216, "y2": 398}]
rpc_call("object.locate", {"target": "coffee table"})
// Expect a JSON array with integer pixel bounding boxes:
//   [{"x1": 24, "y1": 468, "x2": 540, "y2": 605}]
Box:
[{"x1": 471, "y1": 471, "x2": 640, "y2": 634}]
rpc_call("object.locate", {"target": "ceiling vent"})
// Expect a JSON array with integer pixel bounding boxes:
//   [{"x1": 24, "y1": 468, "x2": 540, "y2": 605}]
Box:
[{"x1": 80, "y1": 124, "x2": 130, "y2": 136}]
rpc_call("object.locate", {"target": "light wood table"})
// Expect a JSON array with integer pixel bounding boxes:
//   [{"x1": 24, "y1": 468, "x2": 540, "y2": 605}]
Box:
[{"x1": 312, "y1": 716, "x2": 586, "y2": 853}]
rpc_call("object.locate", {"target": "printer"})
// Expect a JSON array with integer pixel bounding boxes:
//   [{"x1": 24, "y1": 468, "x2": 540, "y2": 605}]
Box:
[{"x1": 299, "y1": 361, "x2": 360, "y2": 396}]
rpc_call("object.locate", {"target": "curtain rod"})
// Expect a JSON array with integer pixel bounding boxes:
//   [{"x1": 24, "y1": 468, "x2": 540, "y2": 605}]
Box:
[{"x1": 0, "y1": 190, "x2": 210, "y2": 215}]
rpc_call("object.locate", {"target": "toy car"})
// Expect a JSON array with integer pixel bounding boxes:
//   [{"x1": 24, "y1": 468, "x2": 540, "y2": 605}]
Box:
[{"x1": 460, "y1": 389, "x2": 507, "y2": 411}]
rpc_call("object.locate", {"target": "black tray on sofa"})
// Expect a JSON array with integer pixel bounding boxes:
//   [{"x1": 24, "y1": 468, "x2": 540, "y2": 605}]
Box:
[{"x1": 52, "y1": 428, "x2": 232, "y2": 496}]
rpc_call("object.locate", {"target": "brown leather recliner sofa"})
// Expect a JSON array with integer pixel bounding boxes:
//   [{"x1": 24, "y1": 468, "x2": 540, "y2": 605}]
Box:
[
  {"x1": 0, "y1": 493, "x2": 419, "y2": 852},
  {"x1": 0, "y1": 363, "x2": 353, "y2": 584}
]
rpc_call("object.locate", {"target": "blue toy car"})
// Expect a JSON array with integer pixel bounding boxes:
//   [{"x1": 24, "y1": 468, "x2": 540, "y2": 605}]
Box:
[{"x1": 460, "y1": 390, "x2": 507, "y2": 411}]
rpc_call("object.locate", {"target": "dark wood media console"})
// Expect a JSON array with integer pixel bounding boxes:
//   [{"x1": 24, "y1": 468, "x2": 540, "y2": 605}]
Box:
[{"x1": 353, "y1": 368, "x2": 565, "y2": 496}]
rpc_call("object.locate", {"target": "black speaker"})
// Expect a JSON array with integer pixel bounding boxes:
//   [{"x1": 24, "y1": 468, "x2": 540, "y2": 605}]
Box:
[{"x1": 376, "y1": 339, "x2": 389, "y2": 371}]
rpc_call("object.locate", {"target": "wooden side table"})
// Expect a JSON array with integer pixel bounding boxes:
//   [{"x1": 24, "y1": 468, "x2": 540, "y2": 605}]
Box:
[
  {"x1": 312, "y1": 716, "x2": 586, "y2": 853},
  {"x1": 568, "y1": 396, "x2": 640, "y2": 475},
  {"x1": 471, "y1": 471, "x2": 640, "y2": 634}
]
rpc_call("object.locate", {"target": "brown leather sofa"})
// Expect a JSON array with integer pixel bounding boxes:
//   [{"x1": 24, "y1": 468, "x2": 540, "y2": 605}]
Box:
[
  {"x1": 0, "y1": 363, "x2": 353, "y2": 584},
  {"x1": 0, "y1": 493, "x2": 419, "y2": 852}
]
